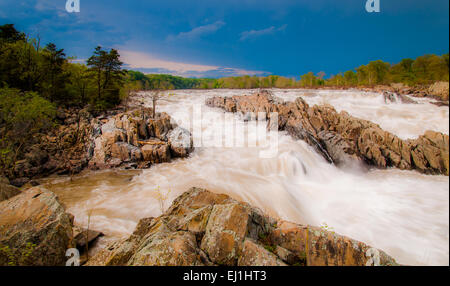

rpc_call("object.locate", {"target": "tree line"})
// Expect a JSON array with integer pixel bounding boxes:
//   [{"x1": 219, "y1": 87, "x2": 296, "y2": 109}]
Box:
[{"x1": 123, "y1": 54, "x2": 448, "y2": 91}]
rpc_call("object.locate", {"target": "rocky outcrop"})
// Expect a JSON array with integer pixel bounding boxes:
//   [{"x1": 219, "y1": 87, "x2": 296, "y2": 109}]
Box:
[
  {"x1": 8, "y1": 107, "x2": 194, "y2": 186},
  {"x1": 0, "y1": 187, "x2": 73, "y2": 266},
  {"x1": 206, "y1": 92, "x2": 449, "y2": 175},
  {"x1": 0, "y1": 177, "x2": 20, "y2": 202},
  {"x1": 9, "y1": 108, "x2": 96, "y2": 186},
  {"x1": 86, "y1": 188, "x2": 398, "y2": 266},
  {"x1": 88, "y1": 108, "x2": 193, "y2": 169}
]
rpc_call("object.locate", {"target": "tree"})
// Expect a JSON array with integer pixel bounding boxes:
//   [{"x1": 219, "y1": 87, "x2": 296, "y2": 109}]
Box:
[
  {"x1": 41, "y1": 43, "x2": 67, "y2": 102},
  {"x1": 344, "y1": 70, "x2": 357, "y2": 86},
  {"x1": 356, "y1": 65, "x2": 369, "y2": 85},
  {"x1": 65, "y1": 62, "x2": 93, "y2": 106},
  {"x1": 390, "y1": 58, "x2": 415, "y2": 85},
  {"x1": 87, "y1": 46, "x2": 124, "y2": 109},
  {"x1": 300, "y1": 72, "x2": 317, "y2": 87},
  {"x1": 0, "y1": 24, "x2": 25, "y2": 44},
  {"x1": 367, "y1": 60, "x2": 390, "y2": 85}
]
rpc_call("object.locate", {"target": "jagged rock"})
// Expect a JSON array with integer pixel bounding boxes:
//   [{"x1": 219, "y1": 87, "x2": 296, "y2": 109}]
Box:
[
  {"x1": 0, "y1": 187, "x2": 73, "y2": 266},
  {"x1": 141, "y1": 143, "x2": 171, "y2": 163},
  {"x1": 89, "y1": 108, "x2": 192, "y2": 169},
  {"x1": 86, "y1": 188, "x2": 398, "y2": 266},
  {"x1": 167, "y1": 127, "x2": 193, "y2": 158},
  {"x1": 206, "y1": 92, "x2": 449, "y2": 175},
  {"x1": 0, "y1": 177, "x2": 20, "y2": 202}
]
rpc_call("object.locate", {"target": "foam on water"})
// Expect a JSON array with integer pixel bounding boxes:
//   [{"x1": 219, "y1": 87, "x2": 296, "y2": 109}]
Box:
[
  {"x1": 270, "y1": 88, "x2": 449, "y2": 139},
  {"x1": 43, "y1": 89, "x2": 449, "y2": 266}
]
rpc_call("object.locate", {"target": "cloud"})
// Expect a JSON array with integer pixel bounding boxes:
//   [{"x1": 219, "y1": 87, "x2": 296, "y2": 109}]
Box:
[
  {"x1": 167, "y1": 20, "x2": 225, "y2": 41},
  {"x1": 240, "y1": 24, "x2": 287, "y2": 41},
  {"x1": 119, "y1": 50, "x2": 268, "y2": 78}
]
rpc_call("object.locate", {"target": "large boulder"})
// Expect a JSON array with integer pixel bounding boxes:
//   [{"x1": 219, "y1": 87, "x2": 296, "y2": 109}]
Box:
[
  {"x1": 0, "y1": 187, "x2": 73, "y2": 266},
  {"x1": 87, "y1": 188, "x2": 398, "y2": 266}
]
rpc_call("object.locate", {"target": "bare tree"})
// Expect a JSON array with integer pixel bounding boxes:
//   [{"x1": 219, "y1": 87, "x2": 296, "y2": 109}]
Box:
[{"x1": 150, "y1": 89, "x2": 161, "y2": 118}]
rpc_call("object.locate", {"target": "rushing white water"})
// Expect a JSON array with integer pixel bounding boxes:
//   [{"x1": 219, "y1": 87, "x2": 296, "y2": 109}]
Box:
[
  {"x1": 270, "y1": 88, "x2": 449, "y2": 139},
  {"x1": 43, "y1": 89, "x2": 449, "y2": 266}
]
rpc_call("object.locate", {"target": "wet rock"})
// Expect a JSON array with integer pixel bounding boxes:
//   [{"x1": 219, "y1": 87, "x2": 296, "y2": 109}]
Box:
[{"x1": 0, "y1": 187, "x2": 73, "y2": 266}]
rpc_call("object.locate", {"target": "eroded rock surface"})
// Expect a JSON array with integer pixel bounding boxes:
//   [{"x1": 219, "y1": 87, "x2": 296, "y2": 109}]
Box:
[
  {"x1": 87, "y1": 188, "x2": 398, "y2": 266},
  {"x1": 206, "y1": 92, "x2": 449, "y2": 175},
  {"x1": 0, "y1": 187, "x2": 73, "y2": 266}
]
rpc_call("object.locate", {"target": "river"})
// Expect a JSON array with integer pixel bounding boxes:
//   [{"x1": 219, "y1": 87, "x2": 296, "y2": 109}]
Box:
[{"x1": 42, "y1": 89, "x2": 449, "y2": 266}]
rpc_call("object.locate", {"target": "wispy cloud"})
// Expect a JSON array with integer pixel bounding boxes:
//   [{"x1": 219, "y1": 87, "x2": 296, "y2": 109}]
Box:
[
  {"x1": 240, "y1": 24, "x2": 287, "y2": 41},
  {"x1": 119, "y1": 50, "x2": 268, "y2": 78},
  {"x1": 167, "y1": 20, "x2": 225, "y2": 41}
]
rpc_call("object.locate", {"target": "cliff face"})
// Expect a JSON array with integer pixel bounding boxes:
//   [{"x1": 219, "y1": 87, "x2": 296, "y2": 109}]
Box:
[
  {"x1": 206, "y1": 92, "x2": 449, "y2": 175},
  {"x1": 86, "y1": 187, "x2": 398, "y2": 266}
]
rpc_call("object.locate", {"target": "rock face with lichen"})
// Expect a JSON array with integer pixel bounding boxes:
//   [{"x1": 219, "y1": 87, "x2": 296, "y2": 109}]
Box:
[
  {"x1": 206, "y1": 92, "x2": 449, "y2": 175},
  {"x1": 0, "y1": 187, "x2": 73, "y2": 266},
  {"x1": 86, "y1": 188, "x2": 398, "y2": 266}
]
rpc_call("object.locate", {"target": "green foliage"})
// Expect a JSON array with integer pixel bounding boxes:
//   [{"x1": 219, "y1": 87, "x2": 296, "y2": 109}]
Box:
[
  {"x1": 326, "y1": 54, "x2": 449, "y2": 87},
  {"x1": 87, "y1": 46, "x2": 125, "y2": 110},
  {"x1": 0, "y1": 88, "x2": 56, "y2": 176}
]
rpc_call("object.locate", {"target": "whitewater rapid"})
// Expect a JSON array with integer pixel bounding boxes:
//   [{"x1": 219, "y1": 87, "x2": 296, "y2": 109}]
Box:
[{"x1": 43, "y1": 89, "x2": 449, "y2": 266}]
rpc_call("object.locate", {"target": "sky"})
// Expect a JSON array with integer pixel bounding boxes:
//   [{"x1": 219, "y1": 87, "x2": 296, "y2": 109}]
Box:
[{"x1": 0, "y1": 0, "x2": 448, "y2": 78}]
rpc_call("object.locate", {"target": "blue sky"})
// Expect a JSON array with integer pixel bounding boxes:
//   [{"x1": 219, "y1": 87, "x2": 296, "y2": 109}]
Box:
[{"x1": 0, "y1": 0, "x2": 448, "y2": 78}]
